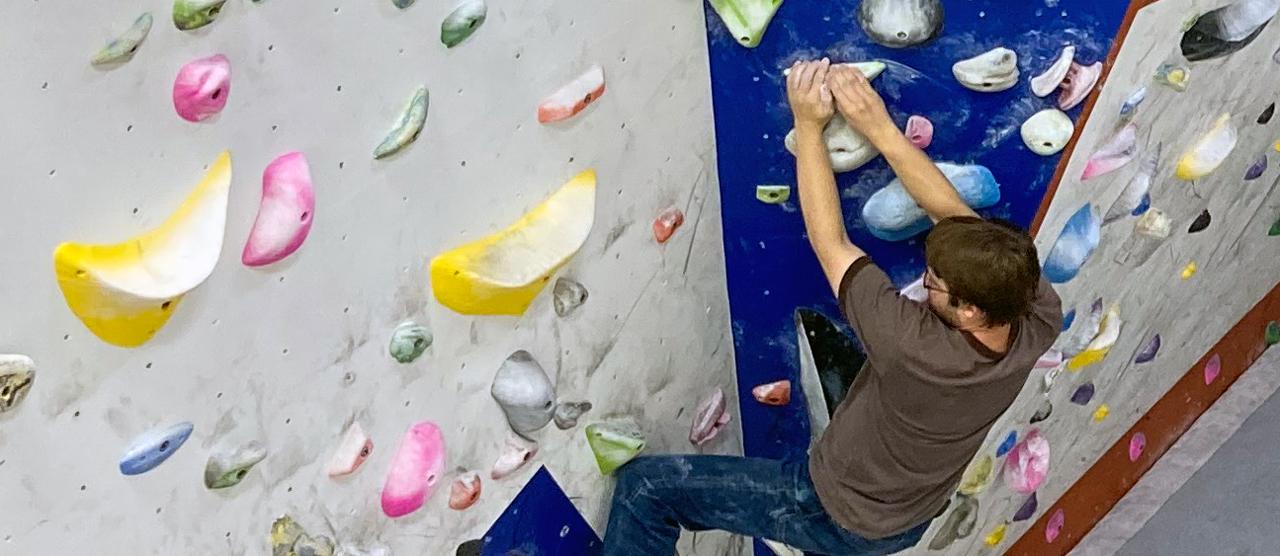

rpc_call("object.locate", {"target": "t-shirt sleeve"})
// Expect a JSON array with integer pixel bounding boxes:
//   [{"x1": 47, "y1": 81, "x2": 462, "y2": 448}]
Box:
[
  {"x1": 1027, "y1": 275, "x2": 1065, "y2": 339},
  {"x1": 837, "y1": 258, "x2": 933, "y2": 368}
]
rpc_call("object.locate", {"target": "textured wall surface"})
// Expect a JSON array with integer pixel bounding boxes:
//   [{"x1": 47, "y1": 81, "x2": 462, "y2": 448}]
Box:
[{"x1": 0, "y1": 1, "x2": 741, "y2": 554}]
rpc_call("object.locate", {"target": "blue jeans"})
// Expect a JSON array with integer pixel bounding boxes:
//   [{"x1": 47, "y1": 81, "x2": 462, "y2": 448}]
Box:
[{"x1": 602, "y1": 455, "x2": 929, "y2": 555}]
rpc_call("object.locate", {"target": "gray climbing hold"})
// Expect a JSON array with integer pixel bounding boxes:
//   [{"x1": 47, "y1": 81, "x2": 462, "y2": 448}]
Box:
[
  {"x1": 857, "y1": 0, "x2": 943, "y2": 48},
  {"x1": 0, "y1": 354, "x2": 36, "y2": 414},
  {"x1": 393, "y1": 0, "x2": 416, "y2": 8},
  {"x1": 491, "y1": 351, "x2": 556, "y2": 436},
  {"x1": 552, "y1": 278, "x2": 588, "y2": 317},
  {"x1": 553, "y1": 401, "x2": 592, "y2": 429},
  {"x1": 374, "y1": 86, "x2": 428, "y2": 159},
  {"x1": 441, "y1": 0, "x2": 487, "y2": 48},
  {"x1": 203, "y1": 441, "x2": 267, "y2": 489},
  {"x1": 92, "y1": 13, "x2": 153, "y2": 66},
  {"x1": 389, "y1": 321, "x2": 432, "y2": 363},
  {"x1": 1030, "y1": 397, "x2": 1053, "y2": 424},
  {"x1": 928, "y1": 494, "x2": 978, "y2": 550}
]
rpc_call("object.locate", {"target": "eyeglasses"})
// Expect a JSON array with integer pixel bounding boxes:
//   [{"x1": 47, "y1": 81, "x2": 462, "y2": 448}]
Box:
[{"x1": 922, "y1": 270, "x2": 949, "y2": 295}]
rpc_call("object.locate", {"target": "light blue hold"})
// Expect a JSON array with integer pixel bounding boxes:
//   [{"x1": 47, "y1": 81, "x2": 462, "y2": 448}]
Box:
[
  {"x1": 1043, "y1": 204, "x2": 1100, "y2": 284},
  {"x1": 119, "y1": 422, "x2": 194, "y2": 476},
  {"x1": 861, "y1": 163, "x2": 1002, "y2": 242}
]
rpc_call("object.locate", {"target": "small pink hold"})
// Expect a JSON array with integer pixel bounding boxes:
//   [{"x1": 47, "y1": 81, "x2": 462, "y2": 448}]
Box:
[
  {"x1": 491, "y1": 435, "x2": 538, "y2": 480},
  {"x1": 1034, "y1": 348, "x2": 1063, "y2": 369},
  {"x1": 173, "y1": 54, "x2": 231, "y2": 122},
  {"x1": 653, "y1": 206, "x2": 684, "y2": 244},
  {"x1": 1128, "y1": 432, "x2": 1146, "y2": 462},
  {"x1": 752, "y1": 380, "x2": 791, "y2": 406},
  {"x1": 689, "y1": 387, "x2": 732, "y2": 446},
  {"x1": 1045, "y1": 508, "x2": 1065, "y2": 543},
  {"x1": 448, "y1": 471, "x2": 482, "y2": 510},
  {"x1": 1058, "y1": 62, "x2": 1102, "y2": 111},
  {"x1": 1204, "y1": 353, "x2": 1222, "y2": 385},
  {"x1": 1003, "y1": 428, "x2": 1050, "y2": 494},
  {"x1": 904, "y1": 115, "x2": 934, "y2": 149},
  {"x1": 242, "y1": 152, "x2": 315, "y2": 267},
  {"x1": 381, "y1": 421, "x2": 446, "y2": 518}
]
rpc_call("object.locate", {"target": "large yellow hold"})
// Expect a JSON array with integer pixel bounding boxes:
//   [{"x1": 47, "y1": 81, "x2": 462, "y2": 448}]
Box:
[
  {"x1": 54, "y1": 152, "x2": 232, "y2": 347},
  {"x1": 431, "y1": 170, "x2": 596, "y2": 315}
]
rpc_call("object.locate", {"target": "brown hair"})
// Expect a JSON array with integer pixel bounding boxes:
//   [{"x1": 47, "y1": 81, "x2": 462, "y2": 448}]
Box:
[{"x1": 924, "y1": 216, "x2": 1041, "y2": 326}]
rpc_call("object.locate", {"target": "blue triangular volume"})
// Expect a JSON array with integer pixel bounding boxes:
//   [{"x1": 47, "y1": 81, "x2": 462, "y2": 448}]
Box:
[{"x1": 478, "y1": 466, "x2": 602, "y2": 556}]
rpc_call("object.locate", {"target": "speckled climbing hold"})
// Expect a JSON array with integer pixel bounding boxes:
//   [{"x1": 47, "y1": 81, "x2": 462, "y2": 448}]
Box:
[
  {"x1": 952, "y1": 47, "x2": 1019, "y2": 92},
  {"x1": 1188, "y1": 210, "x2": 1212, "y2": 234},
  {"x1": 204, "y1": 441, "x2": 266, "y2": 489},
  {"x1": 389, "y1": 321, "x2": 432, "y2": 363},
  {"x1": 55, "y1": 152, "x2": 231, "y2": 347},
  {"x1": 1046, "y1": 508, "x2": 1065, "y2": 543},
  {"x1": 1181, "y1": 261, "x2": 1199, "y2": 280},
  {"x1": 373, "y1": 86, "x2": 428, "y2": 159},
  {"x1": 0, "y1": 355, "x2": 35, "y2": 414},
  {"x1": 553, "y1": 401, "x2": 592, "y2": 430},
  {"x1": 997, "y1": 431, "x2": 1017, "y2": 457},
  {"x1": 756, "y1": 185, "x2": 791, "y2": 204},
  {"x1": 173, "y1": 54, "x2": 231, "y2": 122},
  {"x1": 552, "y1": 278, "x2": 588, "y2": 317},
  {"x1": 653, "y1": 206, "x2": 685, "y2": 244},
  {"x1": 1266, "y1": 321, "x2": 1280, "y2": 346},
  {"x1": 430, "y1": 170, "x2": 595, "y2": 315},
  {"x1": 586, "y1": 421, "x2": 646, "y2": 475},
  {"x1": 1135, "y1": 334, "x2": 1161, "y2": 364},
  {"x1": 1104, "y1": 143, "x2": 1160, "y2": 225},
  {"x1": 1031, "y1": 45, "x2": 1075, "y2": 97},
  {"x1": 243, "y1": 152, "x2": 314, "y2": 266},
  {"x1": 689, "y1": 388, "x2": 732, "y2": 446},
  {"x1": 441, "y1": 0, "x2": 486, "y2": 48},
  {"x1": 538, "y1": 65, "x2": 606, "y2": 123},
  {"x1": 1204, "y1": 354, "x2": 1222, "y2": 385},
  {"x1": 326, "y1": 421, "x2": 372, "y2": 478},
  {"x1": 1129, "y1": 432, "x2": 1146, "y2": 462},
  {"x1": 1154, "y1": 63, "x2": 1189, "y2": 92},
  {"x1": 1044, "y1": 204, "x2": 1100, "y2": 283},
  {"x1": 903, "y1": 115, "x2": 934, "y2": 149},
  {"x1": 1114, "y1": 209, "x2": 1171, "y2": 267},
  {"x1": 491, "y1": 351, "x2": 556, "y2": 436},
  {"x1": 707, "y1": 0, "x2": 784, "y2": 48},
  {"x1": 1081, "y1": 123, "x2": 1137, "y2": 180},
  {"x1": 1031, "y1": 398, "x2": 1053, "y2": 424},
  {"x1": 1020, "y1": 109, "x2": 1074, "y2": 156},
  {"x1": 984, "y1": 523, "x2": 1007, "y2": 546},
  {"x1": 1004, "y1": 428, "x2": 1049, "y2": 494},
  {"x1": 92, "y1": 13, "x2": 153, "y2": 66},
  {"x1": 1068, "y1": 304, "x2": 1121, "y2": 370},
  {"x1": 1261, "y1": 103, "x2": 1276, "y2": 125},
  {"x1": 1177, "y1": 114, "x2": 1237, "y2": 180},
  {"x1": 392, "y1": 0, "x2": 416, "y2": 8},
  {"x1": 927, "y1": 494, "x2": 978, "y2": 550},
  {"x1": 1245, "y1": 155, "x2": 1268, "y2": 180},
  {"x1": 1013, "y1": 492, "x2": 1038, "y2": 522},
  {"x1": 1070, "y1": 383, "x2": 1095, "y2": 405},
  {"x1": 957, "y1": 455, "x2": 994, "y2": 495},
  {"x1": 785, "y1": 113, "x2": 880, "y2": 173},
  {"x1": 448, "y1": 471, "x2": 482, "y2": 510},
  {"x1": 382, "y1": 421, "x2": 446, "y2": 518},
  {"x1": 862, "y1": 163, "x2": 1001, "y2": 241},
  {"x1": 856, "y1": 0, "x2": 942, "y2": 48},
  {"x1": 1058, "y1": 62, "x2": 1102, "y2": 111},
  {"x1": 1180, "y1": 0, "x2": 1278, "y2": 62},
  {"x1": 119, "y1": 422, "x2": 194, "y2": 475},
  {"x1": 1093, "y1": 404, "x2": 1110, "y2": 422},
  {"x1": 173, "y1": 0, "x2": 226, "y2": 30},
  {"x1": 491, "y1": 435, "x2": 537, "y2": 479},
  {"x1": 1119, "y1": 87, "x2": 1146, "y2": 121},
  {"x1": 752, "y1": 380, "x2": 791, "y2": 406},
  {"x1": 270, "y1": 515, "x2": 306, "y2": 556}
]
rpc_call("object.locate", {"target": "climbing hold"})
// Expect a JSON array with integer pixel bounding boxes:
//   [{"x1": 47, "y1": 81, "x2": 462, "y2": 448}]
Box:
[
  {"x1": 491, "y1": 435, "x2": 537, "y2": 479},
  {"x1": 455, "y1": 540, "x2": 483, "y2": 556},
  {"x1": 1261, "y1": 103, "x2": 1276, "y2": 125},
  {"x1": 92, "y1": 13, "x2": 153, "y2": 66},
  {"x1": 1020, "y1": 109, "x2": 1074, "y2": 156},
  {"x1": 1061, "y1": 298, "x2": 1104, "y2": 357},
  {"x1": 957, "y1": 455, "x2": 994, "y2": 495},
  {"x1": 1266, "y1": 321, "x2": 1280, "y2": 346},
  {"x1": 997, "y1": 431, "x2": 1017, "y2": 457},
  {"x1": 752, "y1": 380, "x2": 791, "y2": 405},
  {"x1": 326, "y1": 421, "x2": 373, "y2": 477},
  {"x1": 856, "y1": 0, "x2": 943, "y2": 48},
  {"x1": 706, "y1": 0, "x2": 784, "y2": 48},
  {"x1": 430, "y1": 170, "x2": 595, "y2": 315},
  {"x1": 689, "y1": 388, "x2": 732, "y2": 446},
  {"x1": 1031, "y1": 45, "x2": 1075, "y2": 97},
  {"x1": 1181, "y1": 261, "x2": 1199, "y2": 280},
  {"x1": 1003, "y1": 428, "x2": 1049, "y2": 494},
  {"x1": 1135, "y1": 334, "x2": 1161, "y2": 364},
  {"x1": 119, "y1": 422, "x2": 194, "y2": 475},
  {"x1": 373, "y1": 86, "x2": 428, "y2": 159},
  {"x1": 173, "y1": 0, "x2": 226, "y2": 31},
  {"x1": 1044, "y1": 204, "x2": 1100, "y2": 283},
  {"x1": 392, "y1": 0, "x2": 416, "y2": 8},
  {"x1": 1093, "y1": 404, "x2": 1110, "y2": 422},
  {"x1": 382, "y1": 421, "x2": 446, "y2": 518},
  {"x1": 1081, "y1": 123, "x2": 1138, "y2": 180},
  {"x1": 441, "y1": 0, "x2": 486, "y2": 48},
  {"x1": 1034, "y1": 348, "x2": 1063, "y2": 370},
  {"x1": 1114, "y1": 209, "x2": 1172, "y2": 267},
  {"x1": 1133, "y1": 194, "x2": 1152, "y2": 217},
  {"x1": 54, "y1": 152, "x2": 231, "y2": 347},
  {"x1": 1129, "y1": 432, "x2": 1146, "y2": 462},
  {"x1": 1176, "y1": 114, "x2": 1238, "y2": 180},
  {"x1": 242, "y1": 152, "x2": 314, "y2": 266},
  {"x1": 1030, "y1": 398, "x2": 1053, "y2": 424},
  {"x1": 1042, "y1": 363, "x2": 1063, "y2": 392},
  {"x1": 173, "y1": 54, "x2": 231, "y2": 122},
  {"x1": 203, "y1": 441, "x2": 266, "y2": 489},
  {"x1": 927, "y1": 494, "x2": 978, "y2": 550},
  {"x1": 449, "y1": 471, "x2": 482, "y2": 510},
  {"x1": 552, "y1": 278, "x2": 589, "y2": 317},
  {"x1": 552, "y1": 401, "x2": 592, "y2": 430},
  {"x1": 903, "y1": 115, "x2": 934, "y2": 149},
  {"x1": 491, "y1": 351, "x2": 556, "y2": 436},
  {"x1": 952, "y1": 47, "x2": 1019, "y2": 92},
  {"x1": 1046, "y1": 509, "x2": 1065, "y2": 543},
  {"x1": 653, "y1": 206, "x2": 685, "y2": 244},
  {"x1": 756, "y1": 185, "x2": 792, "y2": 204},
  {"x1": 1188, "y1": 210, "x2": 1212, "y2": 234},
  {"x1": 1119, "y1": 87, "x2": 1147, "y2": 121},
  {"x1": 1070, "y1": 383, "x2": 1095, "y2": 405},
  {"x1": 862, "y1": 163, "x2": 1001, "y2": 241},
  {"x1": 1062, "y1": 309, "x2": 1077, "y2": 332},
  {"x1": 1180, "y1": 0, "x2": 1278, "y2": 62},
  {"x1": 1271, "y1": 216, "x2": 1280, "y2": 236},
  {"x1": 984, "y1": 523, "x2": 1007, "y2": 546},
  {"x1": 1154, "y1": 63, "x2": 1190, "y2": 92},
  {"x1": 389, "y1": 321, "x2": 432, "y2": 363},
  {"x1": 291, "y1": 533, "x2": 335, "y2": 556},
  {"x1": 1104, "y1": 143, "x2": 1161, "y2": 225},
  {"x1": 586, "y1": 421, "x2": 646, "y2": 475},
  {"x1": 1058, "y1": 62, "x2": 1102, "y2": 111},
  {"x1": 538, "y1": 65, "x2": 606, "y2": 123},
  {"x1": 1204, "y1": 354, "x2": 1222, "y2": 385},
  {"x1": 1013, "y1": 492, "x2": 1038, "y2": 522},
  {"x1": 0, "y1": 355, "x2": 36, "y2": 414},
  {"x1": 269, "y1": 515, "x2": 307, "y2": 555},
  {"x1": 1068, "y1": 304, "x2": 1121, "y2": 370},
  {"x1": 1245, "y1": 155, "x2": 1268, "y2": 180},
  {"x1": 785, "y1": 114, "x2": 880, "y2": 173},
  {"x1": 781, "y1": 60, "x2": 886, "y2": 79}
]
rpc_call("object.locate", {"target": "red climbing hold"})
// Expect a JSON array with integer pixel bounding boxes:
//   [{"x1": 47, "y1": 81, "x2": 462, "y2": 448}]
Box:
[
  {"x1": 751, "y1": 380, "x2": 791, "y2": 406},
  {"x1": 653, "y1": 207, "x2": 684, "y2": 244}
]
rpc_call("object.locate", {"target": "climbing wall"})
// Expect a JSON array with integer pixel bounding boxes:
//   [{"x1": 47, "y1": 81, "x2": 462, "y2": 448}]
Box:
[{"x1": 0, "y1": 1, "x2": 742, "y2": 554}]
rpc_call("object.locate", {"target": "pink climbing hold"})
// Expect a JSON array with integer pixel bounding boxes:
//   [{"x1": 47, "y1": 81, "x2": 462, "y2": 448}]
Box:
[
  {"x1": 904, "y1": 115, "x2": 934, "y2": 149},
  {"x1": 1034, "y1": 348, "x2": 1063, "y2": 369},
  {"x1": 491, "y1": 435, "x2": 538, "y2": 480},
  {"x1": 752, "y1": 380, "x2": 791, "y2": 406},
  {"x1": 172, "y1": 54, "x2": 231, "y2": 122},
  {"x1": 242, "y1": 152, "x2": 315, "y2": 267},
  {"x1": 1058, "y1": 62, "x2": 1102, "y2": 111},
  {"x1": 1128, "y1": 432, "x2": 1146, "y2": 462},
  {"x1": 448, "y1": 471, "x2": 482, "y2": 510},
  {"x1": 1003, "y1": 428, "x2": 1050, "y2": 494},
  {"x1": 689, "y1": 387, "x2": 732, "y2": 446},
  {"x1": 1204, "y1": 354, "x2": 1221, "y2": 385},
  {"x1": 381, "y1": 421, "x2": 446, "y2": 518},
  {"x1": 653, "y1": 206, "x2": 684, "y2": 244},
  {"x1": 1081, "y1": 123, "x2": 1137, "y2": 180},
  {"x1": 1045, "y1": 508, "x2": 1065, "y2": 543}
]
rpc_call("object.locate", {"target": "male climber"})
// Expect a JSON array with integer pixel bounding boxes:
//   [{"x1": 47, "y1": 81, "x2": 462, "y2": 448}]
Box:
[{"x1": 601, "y1": 59, "x2": 1063, "y2": 555}]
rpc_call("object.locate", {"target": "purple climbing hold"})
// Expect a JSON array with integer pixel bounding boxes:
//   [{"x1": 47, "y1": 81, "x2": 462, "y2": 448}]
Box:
[
  {"x1": 1070, "y1": 382, "x2": 1095, "y2": 405},
  {"x1": 1061, "y1": 308, "x2": 1076, "y2": 332},
  {"x1": 1245, "y1": 155, "x2": 1268, "y2": 181},
  {"x1": 997, "y1": 430, "x2": 1017, "y2": 457},
  {"x1": 1135, "y1": 334, "x2": 1161, "y2": 364},
  {"x1": 1013, "y1": 492, "x2": 1038, "y2": 522}
]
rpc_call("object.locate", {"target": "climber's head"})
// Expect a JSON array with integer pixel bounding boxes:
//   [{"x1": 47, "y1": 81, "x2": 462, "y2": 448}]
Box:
[{"x1": 923, "y1": 216, "x2": 1041, "y2": 330}]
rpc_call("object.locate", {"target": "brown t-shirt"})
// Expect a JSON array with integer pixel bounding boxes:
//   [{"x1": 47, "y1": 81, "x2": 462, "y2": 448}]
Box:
[{"x1": 809, "y1": 258, "x2": 1063, "y2": 539}]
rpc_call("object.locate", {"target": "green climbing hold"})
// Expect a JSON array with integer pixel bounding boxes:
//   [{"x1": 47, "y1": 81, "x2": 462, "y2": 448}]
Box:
[
  {"x1": 203, "y1": 441, "x2": 267, "y2": 489},
  {"x1": 389, "y1": 321, "x2": 432, "y2": 363},
  {"x1": 756, "y1": 185, "x2": 791, "y2": 204},
  {"x1": 441, "y1": 0, "x2": 487, "y2": 48},
  {"x1": 92, "y1": 13, "x2": 153, "y2": 66},
  {"x1": 1269, "y1": 217, "x2": 1280, "y2": 237},
  {"x1": 1266, "y1": 321, "x2": 1280, "y2": 346},
  {"x1": 374, "y1": 86, "x2": 429, "y2": 159},
  {"x1": 172, "y1": 0, "x2": 227, "y2": 31},
  {"x1": 586, "y1": 422, "x2": 646, "y2": 475},
  {"x1": 706, "y1": 0, "x2": 784, "y2": 48}
]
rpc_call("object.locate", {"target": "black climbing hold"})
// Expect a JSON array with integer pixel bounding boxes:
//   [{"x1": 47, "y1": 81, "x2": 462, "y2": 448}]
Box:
[
  {"x1": 456, "y1": 539, "x2": 484, "y2": 556},
  {"x1": 797, "y1": 309, "x2": 865, "y2": 417},
  {"x1": 1261, "y1": 103, "x2": 1276, "y2": 125},
  {"x1": 1188, "y1": 209, "x2": 1211, "y2": 234},
  {"x1": 1180, "y1": 5, "x2": 1274, "y2": 62}
]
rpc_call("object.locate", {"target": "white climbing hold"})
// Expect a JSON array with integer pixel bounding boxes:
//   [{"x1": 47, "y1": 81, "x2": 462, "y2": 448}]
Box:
[
  {"x1": 952, "y1": 48, "x2": 1020, "y2": 92},
  {"x1": 1020, "y1": 109, "x2": 1074, "y2": 156}
]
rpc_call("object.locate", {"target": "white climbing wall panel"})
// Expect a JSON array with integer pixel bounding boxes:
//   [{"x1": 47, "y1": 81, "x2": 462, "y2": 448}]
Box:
[{"x1": 0, "y1": 0, "x2": 741, "y2": 553}]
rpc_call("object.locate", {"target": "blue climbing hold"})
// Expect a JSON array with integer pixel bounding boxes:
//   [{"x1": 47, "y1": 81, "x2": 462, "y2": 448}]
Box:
[
  {"x1": 862, "y1": 163, "x2": 1002, "y2": 242},
  {"x1": 1043, "y1": 204, "x2": 1100, "y2": 284},
  {"x1": 996, "y1": 430, "x2": 1017, "y2": 457},
  {"x1": 119, "y1": 422, "x2": 194, "y2": 476},
  {"x1": 1061, "y1": 308, "x2": 1076, "y2": 332},
  {"x1": 1131, "y1": 193, "x2": 1151, "y2": 216}
]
